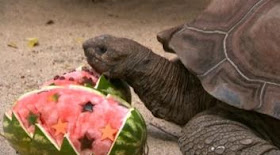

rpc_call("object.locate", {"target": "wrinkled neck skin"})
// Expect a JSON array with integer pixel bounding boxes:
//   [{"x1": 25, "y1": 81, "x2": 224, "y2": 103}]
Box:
[{"x1": 122, "y1": 50, "x2": 217, "y2": 125}]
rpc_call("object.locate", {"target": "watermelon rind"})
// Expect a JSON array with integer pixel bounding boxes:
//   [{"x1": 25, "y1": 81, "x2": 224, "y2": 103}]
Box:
[
  {"x1": 106, "y1": 94, "x2": 131, "y2": 108},
  {"x1": 109, "y1": 108, "x2": 147, "y2": 155},
  {"x1": 59, "y1": 134, "x2": 79, "y2": 155},
  {"x1": 69, "y1": 85, "x2": 105, "y2": 96},
  {"x1": 95, "y1": 75, "x2": 131, "y2": 103},
  {"x1": 3, "y1": 111, "x2": 79, "y2": 155},
  {"x1": 17, "y1": 86, "x2": 57, "y2": 103},
  {"x1": 29, "y1": 124, "x2": 60, "y2": 154},
  {"x1": 3, "y1": 112, "x2": 32, "y2": 154},
  {"x1": 30, "y1": 124, "x2": 79, "y2": 155}
]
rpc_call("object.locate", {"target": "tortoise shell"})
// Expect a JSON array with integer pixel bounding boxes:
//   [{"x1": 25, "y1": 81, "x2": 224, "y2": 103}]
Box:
[{"x1": 157, "y1": 0, "x2": 280, "y2": 120}]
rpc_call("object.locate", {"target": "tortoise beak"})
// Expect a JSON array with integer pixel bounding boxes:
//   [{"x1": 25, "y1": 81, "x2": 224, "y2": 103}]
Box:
[
  {"x1": 83, "y1": 39, "x2": 94, "y2": 58},
  {"x1": 83, "y1": 38, "x2": 109, "y2": 74},
  {"x1": 157, "y1": 24, "x2": 184, "y2": 53}
]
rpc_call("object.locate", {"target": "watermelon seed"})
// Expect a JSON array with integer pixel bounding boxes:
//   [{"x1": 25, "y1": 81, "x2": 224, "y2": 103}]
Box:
[
  {"x1": 88, "y1": 71, "x2": 93, "y2": 75},
  {"x1": 82, "y1": 102, "x2": 94, "y2": 112},
  {"x1": 69, "y1": 77, "x2": 75, "y2": 81},
  {"x1": 53, "y1": 75, "x2": 60, "y2": 80},
  {"x1": 70, "y1": 69, "x2": 76, "y2": 73},
  {"x1": 59, "y1": 76, "x2": 65, "y2": 80},
  {"x1": 78, "y1": 133, "x2": 94, "y2": 151},
  {"x1": 81, "y1": 66, "x2": 90, "y2": 72}
]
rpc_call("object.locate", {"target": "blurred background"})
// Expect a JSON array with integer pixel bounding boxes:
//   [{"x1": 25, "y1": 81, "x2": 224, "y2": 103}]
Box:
[{"x1": 0, "y1": 0, "x2": 209, "y2": 154}]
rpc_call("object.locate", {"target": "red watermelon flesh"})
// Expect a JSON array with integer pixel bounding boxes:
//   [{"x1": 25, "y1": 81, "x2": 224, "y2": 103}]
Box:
[
  {"x1": 12, "y1": 86, "x2": 129, "y2": 155},
  {"x1": 43, "y1": 67, "x2": 99, "y2": 87}
]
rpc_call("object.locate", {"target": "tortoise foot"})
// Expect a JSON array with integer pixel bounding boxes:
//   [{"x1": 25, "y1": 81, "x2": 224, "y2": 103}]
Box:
[{"x1": 179, "y1": 106, "x2": 280, "y2": 155}]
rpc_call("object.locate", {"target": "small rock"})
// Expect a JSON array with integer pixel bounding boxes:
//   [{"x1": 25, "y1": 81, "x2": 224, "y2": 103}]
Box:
[
  {"x1": 7, "y1": 42, "x2": 18, "y2": 49},
  {"x1": 46, "y1": 20, "x2": 54, "y2": 25}
]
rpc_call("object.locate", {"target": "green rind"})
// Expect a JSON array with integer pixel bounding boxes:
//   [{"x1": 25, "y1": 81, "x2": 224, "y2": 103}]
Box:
[
  {"x1": 107, "y1": 94, "x2": 131, "y2": 108},
  {"x1": 109, "y1": 109, "x2": 147, "y2": 155},
  {"x1": 30, "y1": 125, "x2": 79, "y2": 155},
  {"x1": 95, "y1": 75, "x2": 131, "y2": 103},
  {"x1": 4, "y1": 112, "x2": 79, "y2": 155},
  {"x1": 59, "y1": 135, "x2": 79, "y2": 155},
  {"x1": 29, "y1": 124, "x2": 60, "y2": 154},
  {"x1": 3, "y1": 113, "x2": 32, "y2": 154}
]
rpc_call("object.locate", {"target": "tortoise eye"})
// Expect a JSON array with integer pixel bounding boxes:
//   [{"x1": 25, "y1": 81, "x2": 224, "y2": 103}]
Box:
[{"x1": 95, "y1": 46, "x2": 107, "y2": 55}]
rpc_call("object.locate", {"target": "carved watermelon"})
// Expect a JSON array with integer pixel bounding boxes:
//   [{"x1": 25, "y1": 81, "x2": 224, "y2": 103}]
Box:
[{"x1": 3, "y1": 68, "x2": 146, "y2": 155}]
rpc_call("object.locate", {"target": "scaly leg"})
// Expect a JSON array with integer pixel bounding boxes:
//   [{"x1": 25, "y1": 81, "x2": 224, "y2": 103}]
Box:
[{"x1": 179, "y1": 105, "x2": 280, "y2": 155}]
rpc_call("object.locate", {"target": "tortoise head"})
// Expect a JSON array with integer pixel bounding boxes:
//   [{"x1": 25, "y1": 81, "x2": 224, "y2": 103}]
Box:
[{"x1": 83, "y1": 35, "x2": 150, "y2": 79}]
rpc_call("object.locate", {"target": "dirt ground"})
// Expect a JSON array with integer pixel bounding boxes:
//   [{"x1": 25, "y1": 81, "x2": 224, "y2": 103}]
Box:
[{"x1": 0, "y1": 0, "x2": 209, "y2": 154}]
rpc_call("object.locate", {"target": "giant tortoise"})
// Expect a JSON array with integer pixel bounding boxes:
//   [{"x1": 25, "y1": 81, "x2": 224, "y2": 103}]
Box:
[{"x1": 83, "y1": 0, "x2": 280, "y2": 154}]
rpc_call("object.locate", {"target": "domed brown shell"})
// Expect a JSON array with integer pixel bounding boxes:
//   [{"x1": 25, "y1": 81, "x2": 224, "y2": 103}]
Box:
[{"x1": 158, "y1": 0, "x2": 280, "y2": 120}]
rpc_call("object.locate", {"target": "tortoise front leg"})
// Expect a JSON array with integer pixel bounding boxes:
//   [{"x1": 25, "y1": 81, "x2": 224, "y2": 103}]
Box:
[{"x1": 179, "y1": 105, "x2": 280, "y2": 155}]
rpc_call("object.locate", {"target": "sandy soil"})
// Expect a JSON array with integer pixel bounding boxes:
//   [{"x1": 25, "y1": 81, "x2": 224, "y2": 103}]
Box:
[{"x1": 0, "y1": 0, "x2": 209, "y2": 154}]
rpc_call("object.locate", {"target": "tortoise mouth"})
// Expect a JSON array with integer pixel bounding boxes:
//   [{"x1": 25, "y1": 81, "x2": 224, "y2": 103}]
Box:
[
  {"x1": 84, "y1": 47, "x2": 111, "y2": 75},
  {"x1": 83, "y1": 45, "x2": 96, "y2": 59}
]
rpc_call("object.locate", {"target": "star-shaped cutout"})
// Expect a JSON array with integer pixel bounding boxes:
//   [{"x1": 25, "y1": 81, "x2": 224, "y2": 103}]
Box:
[
  {"x1": 78, "y1": 133, "x2": 94, "y2": 151},
  {"x1": 52, "y1": 119, "x2": 68, "y2": 135},
  {"x1": 100, "y1": 124, "x2": 117, "y2": 141},
  {"x1": 82, "y1": 102, "x2": 94, "y2": 113},
  {"x1": 47, "y1": 93, "x2": 60, "y2": 102},
  {"x1": 27, "y1": 112, "x2": 38, "y2": 126}
]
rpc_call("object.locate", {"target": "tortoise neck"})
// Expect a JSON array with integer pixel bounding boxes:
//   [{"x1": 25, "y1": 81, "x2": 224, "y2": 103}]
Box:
[{"x1": 124, "y1": 51, "x2": 216, "y2": 125}]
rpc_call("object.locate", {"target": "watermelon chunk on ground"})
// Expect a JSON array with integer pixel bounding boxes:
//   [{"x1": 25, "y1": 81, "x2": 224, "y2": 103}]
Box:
[
  {"x1": 12, "y1": 86, "x2": 129, "y2": 155},
  {"x1": 3, "y1": 67, "x2": 146, "y2": 154}
]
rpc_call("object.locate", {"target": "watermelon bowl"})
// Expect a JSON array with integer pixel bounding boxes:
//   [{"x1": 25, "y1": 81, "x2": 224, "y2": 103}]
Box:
[{"x1": 2, "y1": 67, "x2": 147, "y2": 155}]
